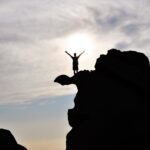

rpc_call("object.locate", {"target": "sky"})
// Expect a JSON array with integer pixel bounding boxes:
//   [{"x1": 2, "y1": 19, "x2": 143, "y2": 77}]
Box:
[{"x1": 0, "y1": 0, "x2": 150, "y2": 150}]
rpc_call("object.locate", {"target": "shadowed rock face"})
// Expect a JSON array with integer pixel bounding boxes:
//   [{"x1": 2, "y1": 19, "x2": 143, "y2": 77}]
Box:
[
  {"x1": 0, "y1": 129, "x2": 27, "y2": 150},
  {"x1": 55, "y1": 49, "x2": 150, "y2": 150}
]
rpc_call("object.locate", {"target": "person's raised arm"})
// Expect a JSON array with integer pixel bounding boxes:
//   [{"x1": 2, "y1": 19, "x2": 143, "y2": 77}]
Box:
[
  {"x1": 65, "y1": 51, "x2": 73, "y2": 58},
  {"x1": 78, "y1": 51, "x2": 85, "y2": 58}
]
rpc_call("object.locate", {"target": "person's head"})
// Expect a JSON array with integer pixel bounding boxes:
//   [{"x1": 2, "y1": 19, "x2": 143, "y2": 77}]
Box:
[{"x1": 74, "y1": 53, "x2": 76, "y2": 57}]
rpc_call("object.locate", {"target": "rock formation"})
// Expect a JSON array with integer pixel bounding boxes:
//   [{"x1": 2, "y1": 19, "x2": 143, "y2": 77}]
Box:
[
  {"x1": 0, "y1": 129, "x2": 27, "y2": 150},
  {"x1": 55, "y1": 49, "x2": 150, "y2": 150}
]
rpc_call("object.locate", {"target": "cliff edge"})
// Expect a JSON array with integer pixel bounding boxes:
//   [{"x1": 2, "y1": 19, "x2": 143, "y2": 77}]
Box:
[{"x1": 55, "y1": 49, "x2": 150, "y2": 150}]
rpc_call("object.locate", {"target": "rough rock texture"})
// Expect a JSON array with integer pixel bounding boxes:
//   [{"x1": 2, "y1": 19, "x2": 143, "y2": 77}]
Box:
[
  {"x1": 55, "y1": 49, "x2": 150, "y2": 150},
  {"x1": 0, "y1": 129, "x2": 27, "y2": 150}
]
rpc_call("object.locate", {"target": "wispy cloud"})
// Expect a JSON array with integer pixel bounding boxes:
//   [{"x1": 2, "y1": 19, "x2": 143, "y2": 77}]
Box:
[
  {"x1": 1, "y1": 1, "x2": 150, "y2": 150},
  {"x1": 0, "y1": 0, "x2": 150, "y2": 104}
]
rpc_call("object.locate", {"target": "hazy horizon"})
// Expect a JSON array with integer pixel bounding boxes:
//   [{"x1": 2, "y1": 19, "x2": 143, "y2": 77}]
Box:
[{"x1": 0, "y1": 0, "x2": 150, "y2": 150}]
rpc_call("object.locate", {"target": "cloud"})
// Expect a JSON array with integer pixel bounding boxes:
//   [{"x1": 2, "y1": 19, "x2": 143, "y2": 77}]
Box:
[
  {"x1": 0, "y1": 0, "x2": 150, "y2": 104},
  {"x1": 115, "y1": 41, "x2": 130, "y2": 50},
  {"x1": 0, "y1": 1, "x2": 150, "y2": 150}
]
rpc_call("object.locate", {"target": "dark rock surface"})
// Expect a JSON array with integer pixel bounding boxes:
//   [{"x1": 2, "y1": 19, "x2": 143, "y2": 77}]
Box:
[
  {"x1": 0, "y1": 129, "x2": 27, "y2": 150},
  {"x1": 55, "y1": 49, "x2": 150, "y2": 150}
]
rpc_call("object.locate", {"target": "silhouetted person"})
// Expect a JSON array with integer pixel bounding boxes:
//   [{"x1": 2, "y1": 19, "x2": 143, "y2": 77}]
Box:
[
  {"x1": 65, "y1": 51, "x2": 85, "y2": 75},
  {"x1": 0, "y1": 128, "x2": 27, "y2": 150}
]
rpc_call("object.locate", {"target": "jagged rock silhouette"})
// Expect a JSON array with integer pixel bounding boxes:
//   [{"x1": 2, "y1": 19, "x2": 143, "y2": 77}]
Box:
[
  {"x1": 54, "y1": 75, "x2": 72, "y2": 85},
  {"x1": 0, "y1": 129, "x2": 27, "y2": 150},
  {"x1": 55, "y1": 49, "x2": 150, "y2": 150}
]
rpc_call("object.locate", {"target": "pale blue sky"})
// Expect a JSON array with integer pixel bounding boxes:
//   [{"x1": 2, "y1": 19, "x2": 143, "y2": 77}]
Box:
[
  {"x1": 0, "y1": 0, "x2": 150, "y2": 150},
  {"x1": 0, "y1": 95, "x2": 74, "y2": 150}
]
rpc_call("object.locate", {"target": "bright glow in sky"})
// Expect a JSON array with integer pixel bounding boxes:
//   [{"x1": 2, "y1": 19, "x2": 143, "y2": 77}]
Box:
[
  {"x1": 64, "y1": 32, "x2": 96, "y2": 55},
  {"x1": 0, "y1": 0, "x2": 150, "y2": 150}
]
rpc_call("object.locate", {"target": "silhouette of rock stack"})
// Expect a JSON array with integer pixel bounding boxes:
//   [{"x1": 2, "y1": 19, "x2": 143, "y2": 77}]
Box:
[{"x1": 55, "y1": 49, "x2": 150, "y2": 150}]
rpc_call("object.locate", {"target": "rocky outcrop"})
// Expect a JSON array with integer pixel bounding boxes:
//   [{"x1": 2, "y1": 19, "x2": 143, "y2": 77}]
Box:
[
  {"x1": 0, "y1": 129, "x2": 27, "y2": 150},
  {"x1": 55, "y1": 49, "x2": 150, "y2": 150}
]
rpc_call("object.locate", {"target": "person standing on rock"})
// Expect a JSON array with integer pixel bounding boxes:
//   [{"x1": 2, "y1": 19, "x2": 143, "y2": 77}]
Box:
[{"x1": 65, "y1": 51, "x2": 85, "y2": 75}]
